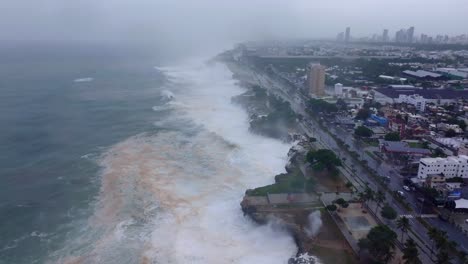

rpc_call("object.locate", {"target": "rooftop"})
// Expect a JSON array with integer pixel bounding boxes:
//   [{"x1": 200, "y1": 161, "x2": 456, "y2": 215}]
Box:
[
  {"x1": 380, "y1": 140, "x2": 432, "y2": 155},
  {"x1": 375, "y1": 87, "x2": 468, "y2": 100},
  {"x1": 403, "y1": 70, "x2": 442, "y2": 78}
]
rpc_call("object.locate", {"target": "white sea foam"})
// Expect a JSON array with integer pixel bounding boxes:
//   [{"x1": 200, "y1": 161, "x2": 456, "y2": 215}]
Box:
[
  {"x1": 305, "y1": 211, "x2": 323, "y2": 238},
  {"x1": 56, "y1": 61, "x2": 300, "y2": 264},
  {"x1": 73, "y1": 77, "x2": 94, "y2": 83}
]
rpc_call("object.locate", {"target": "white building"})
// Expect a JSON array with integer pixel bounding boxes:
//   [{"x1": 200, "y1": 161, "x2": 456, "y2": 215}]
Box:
[
  {"x1": 334, "y1": 83, "x2": 343, "y2": 97},
  {"x1": 398, "y1": 94, "x2": 427, "y2": 111},
  {"x1": 417, "y1": 155, "x2": 468, "y2": 179}
]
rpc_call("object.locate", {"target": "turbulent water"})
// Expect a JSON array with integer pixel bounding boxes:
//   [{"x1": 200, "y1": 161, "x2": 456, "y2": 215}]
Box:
[{"x1": 0, "y1": 48, "x2": 298, "y2": 264}]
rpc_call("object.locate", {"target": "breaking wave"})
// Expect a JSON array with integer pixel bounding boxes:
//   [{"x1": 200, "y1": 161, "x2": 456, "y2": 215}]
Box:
[{"x1": 53, "y1": 61, "x2": 298, "y2": 263}]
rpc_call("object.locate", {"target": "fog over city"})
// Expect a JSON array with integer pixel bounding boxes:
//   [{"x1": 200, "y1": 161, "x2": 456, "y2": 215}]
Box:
[{"x1": 1, "y1": 0, "x2": 468, "y2": 54}]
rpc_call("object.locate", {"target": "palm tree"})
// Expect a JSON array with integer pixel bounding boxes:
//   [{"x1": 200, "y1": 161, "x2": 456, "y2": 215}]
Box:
[
  {"x1": 396, "y1": 216, "x2": 411, "y2": 243},
  {"x1": 364, "y1": 186, "x2": 375, "y2": 208},
  {"x1": 375, "y1": 190, "x2": 386, "y2": 212},
  {"x1": 402, "y1": 239, "x2": 422, "y2": 264},
  {"x1": 357, "y1": 192, "x2": 366, "y2": 208},
  {"x1": 427, "y1": 227, "x2": 439, "y2": 257}
]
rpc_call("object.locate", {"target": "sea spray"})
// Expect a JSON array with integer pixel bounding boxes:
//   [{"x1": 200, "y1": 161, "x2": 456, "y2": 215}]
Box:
[{"x1": 305, "y1": 211, "x2": 322, "y2": 238}]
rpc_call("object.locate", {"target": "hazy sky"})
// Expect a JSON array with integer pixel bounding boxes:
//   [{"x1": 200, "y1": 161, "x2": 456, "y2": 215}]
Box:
[{"x1": 1, "y1": 0, "x2": 467, "y2": 51}]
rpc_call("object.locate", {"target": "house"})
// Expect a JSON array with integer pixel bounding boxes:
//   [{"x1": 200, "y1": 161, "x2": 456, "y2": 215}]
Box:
[
  {"x1": 388, "y1": 118, "x2": 407, "y2": 137},
  {"x1": 379, "y1": 140, "x2": 432, "y2": 158},
  {"x1": 424, "y1": 173, "x2": 446, "y2": 188}
]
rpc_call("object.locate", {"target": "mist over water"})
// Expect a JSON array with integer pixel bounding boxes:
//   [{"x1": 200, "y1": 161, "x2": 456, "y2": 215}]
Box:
[{"x1": 51, "y1": 61, "x2": 298, "y2": 263}]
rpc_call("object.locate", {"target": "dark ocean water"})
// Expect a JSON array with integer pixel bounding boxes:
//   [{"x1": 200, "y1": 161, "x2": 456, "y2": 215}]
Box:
[
  {"x1": 0, "y1": 45, "x2": 166, "y2": 263},
  {"x1": 0, "y1": 45, "x2": 301, "y2": 264}
]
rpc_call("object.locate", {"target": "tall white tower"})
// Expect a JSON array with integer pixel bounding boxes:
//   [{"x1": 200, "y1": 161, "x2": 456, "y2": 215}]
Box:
[{"x1": 334, "y1": 83, "x2": 343, "y2": 97}]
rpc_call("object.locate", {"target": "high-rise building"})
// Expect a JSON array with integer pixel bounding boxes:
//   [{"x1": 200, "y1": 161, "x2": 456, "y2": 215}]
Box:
[
  {"x1": 336, "y1": 32, "x2": 344, "y2": 42},
  {"x1": 307, "y1": 63, "x2": 326, "y2": 97},
  {"x1": 395, "y1": 29, "x2": 407, "y2": 42},
  {"x1": 407, "y1": 26, "x2": 415, "y2": 43},
  {"x1": 345, "y1": 27, "x2": 351, "y2": 43},
  {"x1": 334, "y1": 83, "x2": 343, "y2": 97},
  {"x1": 383, "y1": 29, "x2": 389, "y2": 42}
]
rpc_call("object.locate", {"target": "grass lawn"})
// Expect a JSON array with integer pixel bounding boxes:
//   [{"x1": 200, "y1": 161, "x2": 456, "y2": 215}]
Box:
[
  {"x1": 247, "y1": 166, "x2": 308, "y2": 196},
  {"x1": 365, "y1": 140, "x2": 379, "y2": 147},
  {"x1": 408, "y1": 142, "x2": 424, "y2": 148}
]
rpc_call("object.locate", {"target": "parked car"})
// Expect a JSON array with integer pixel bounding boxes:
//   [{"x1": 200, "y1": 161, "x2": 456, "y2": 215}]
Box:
[
  {"x1": 403, "y1": 185, "x2": 411, "y2": 191},
  {"x1": 397, "y1": 191, "x2": 405, "y2": 197}
]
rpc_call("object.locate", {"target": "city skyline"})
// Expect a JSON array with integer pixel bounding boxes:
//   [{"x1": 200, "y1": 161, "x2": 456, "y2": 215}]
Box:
[{"x1": 336, "y1": 25, "x2": 468, "y2": 44}]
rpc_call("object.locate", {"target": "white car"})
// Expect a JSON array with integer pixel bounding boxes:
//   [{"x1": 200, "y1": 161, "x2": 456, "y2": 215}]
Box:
[
  {"x1": 403, "y1": 185, "x2": 411, "y2": 191},
  {"x1": 397, "y1": 191, "x2": 405, "y2": 197}
]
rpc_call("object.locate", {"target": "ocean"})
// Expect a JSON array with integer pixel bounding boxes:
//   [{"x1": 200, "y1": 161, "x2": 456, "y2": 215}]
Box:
[{"x1": 0, "y1": 45, "x2": 297, "y2": 263}]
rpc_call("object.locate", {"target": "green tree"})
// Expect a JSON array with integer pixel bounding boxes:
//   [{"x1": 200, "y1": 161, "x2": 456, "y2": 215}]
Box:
[
  {"x1": 402, "y1": 239, "x2": 422, "y2": 264},
  {"x1": 427, "y1": 227, "x2": 439, "y2": 257},
  {"x1": 432, "y1": 148, "x2": 447, "y2": 158},
  {"x1": 326, "y1": 204, "x2": 337, "y2": 212},
  {"x1": 355, "y1": 108, "x2": 371, "y2": 120},
  {"x1": 354, "y1": 126, "x2": 374, "y2": 138},
  {"x1": 335, "y1": 198, "x2": 346, "y2": 205},
  {"x1": 306, "y1": 149, "x2": 342, "y2": 171},
  {"x1": 396, "y1": 216, "x2": 411, "y2": 243},
  {"x1": 345, "y1": 181, "x2": 354, "y2": 193},
  {"x1": 364, "y1": 186, "x2": 375, "y2": 205},
  {"x1": 384, "y1": 132, "x2": 401, "y2": 141},
  {"x1": 375, "y1": 190, "x2": 386, "y2": 212},
  {"x1": 381, "y1": 204, "x2": 397, "y2": 221},
  {"x1": 358, "y1": 225, "x2": 397, "y2": 263},
  {"x1": 445, "y1": 129, "x2": 457, "y2": 138}
]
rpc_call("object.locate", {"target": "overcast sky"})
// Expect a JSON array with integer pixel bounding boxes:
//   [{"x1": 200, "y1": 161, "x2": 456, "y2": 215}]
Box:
[{"x1": 1, "y1": 0, "x2": 467, "y2": 51}]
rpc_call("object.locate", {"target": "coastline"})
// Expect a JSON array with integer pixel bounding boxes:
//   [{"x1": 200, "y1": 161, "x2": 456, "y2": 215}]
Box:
[{"x1": 220, "y1": 57, "x2": 321, "y2": 264}]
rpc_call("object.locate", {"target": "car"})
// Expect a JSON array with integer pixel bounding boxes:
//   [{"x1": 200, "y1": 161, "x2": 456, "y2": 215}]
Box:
[
  {"x1": 403, "y1": 185, "x2": 411, "y2": 191},
  {"x1": 397, "y1": 191, "x2": 405, "y2": 197},
  {"x1": 466, "y1": 219, "x2": 468, "y2": 224}
]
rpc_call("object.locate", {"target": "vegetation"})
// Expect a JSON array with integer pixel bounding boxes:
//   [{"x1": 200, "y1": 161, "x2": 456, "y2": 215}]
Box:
[
  {"x1": 384, "y1": 132, "x2": 401, "y2": 141},
  {"x1": 247, "y1": 167, "x2": 306, "y2": 196},
  {"x1": 432, "y1": 147, "x2": 447, "y2": 158},
  {"x1": 250, "y1": 94, "x2": 297, "y2": 139},
  {"x1": 446, "y1": 176, "x2": 464, "y2": 183},
  {"x1": 427, "y1": 228, "x2": 456, "y2": 264},
  {"x1": 381, "y1": 204, "x2": 397, "y2": 221},
  {"x1": 355, "y1": 108, "x2": 371, "y2": 120},
  {"x1": 396, "y1": 216, "x2": 411, "y2": 243},
  {"x1": 306, "y1": 149, "x2": 342, "y2": 174},
  {"x1": 445, "y1": 129, "x2": 457, "y2": 138},
  {"x1": 402, "y1": 239, "x2": 422, "y2": 264},
  {"x1": 358, "y1": 225, "x2": 397, "y2": 263},
  {"x1": 354, "y1": 126, "x2": 374, "y2": 138},
  {"x1": 375, "y1": 190, "x2": 386, "y2": 212},
  {"x1": 326, "y1": 204, "x2": 337, "y2": 212},
  {"x1": 446, "y1": 117, "x2": 466, "y2": 131},
  {"x1": 308, "y1": 98, "x2": 338, "y2": 114}
]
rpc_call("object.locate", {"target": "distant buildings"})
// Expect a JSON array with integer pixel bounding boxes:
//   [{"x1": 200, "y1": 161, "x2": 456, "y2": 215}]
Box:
[
  {"x1": 382, "y1": 29, "x2": 389, "y2": 42},
  {"x1": 336, "y1": 32, "x2": 344, "y2": 42},
  {"x1": 398, "y1": 94, "x2": 427, "y2": 112},
  {"x1": 345, "y1": 27, "x2": 351, "y2": 43},
  {"x1": 407, "y1": 26, "x2": 415, "y2": 43},
  {"x1": 395, "y1": 27, "x2": 415, "y2": 43},
  {"x1": 417, "y1": 155, "x2": 468, "y2": 179},
  {"x1": 374, "y1": 87, "x2": 468, "y2": 105},
  {"x1": 307, "y1": 63, "x2": 325, "y2": 97}
]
